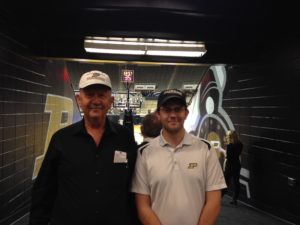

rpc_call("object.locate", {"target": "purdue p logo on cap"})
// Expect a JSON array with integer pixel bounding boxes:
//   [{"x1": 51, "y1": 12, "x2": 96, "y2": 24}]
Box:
[{"x1": 79, "y1": 70, "x2": 112, "y2": 89}]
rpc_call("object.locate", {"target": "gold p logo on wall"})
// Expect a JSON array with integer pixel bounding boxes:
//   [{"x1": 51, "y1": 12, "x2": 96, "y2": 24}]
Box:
[{"x1": 32, "y1": 94, "x2": 74, "y2": 179}]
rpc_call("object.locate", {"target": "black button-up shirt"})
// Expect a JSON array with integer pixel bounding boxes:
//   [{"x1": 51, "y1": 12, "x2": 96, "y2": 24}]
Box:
[{"x1": 30, "y1": 118, "x2": 137, "y2": 225}]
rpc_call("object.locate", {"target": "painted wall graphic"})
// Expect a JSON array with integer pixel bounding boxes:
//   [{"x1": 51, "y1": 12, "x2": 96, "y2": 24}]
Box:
[
  {"x1": 0, "y1": 18, "x2": 81, "y2": 223},
  {"x1": 185, "y1": 65, "x2": 251, "y2": 198},
  {"x1": 185, "y1": 61, "x2": 300, "y2": 224},
  {"x1": 0, "y1": 57, "x2": 81, "y2": 224},
  {"x1": 32, "y1": 94, "x2": 74, "y2": 179}
]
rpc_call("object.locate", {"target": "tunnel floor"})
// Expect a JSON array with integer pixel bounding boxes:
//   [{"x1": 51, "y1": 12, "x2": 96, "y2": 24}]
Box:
[
  {"x1": 218, "y1": 195, "x2": 294, "y2": 225},
  {"x1": 11, "y1": 195, "x2": 294, "y2": 225}
]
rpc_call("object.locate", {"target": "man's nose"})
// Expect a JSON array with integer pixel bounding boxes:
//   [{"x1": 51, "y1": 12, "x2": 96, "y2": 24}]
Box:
[{"x1": 168, "y1": 110, "x2": 178, "y2": 116}]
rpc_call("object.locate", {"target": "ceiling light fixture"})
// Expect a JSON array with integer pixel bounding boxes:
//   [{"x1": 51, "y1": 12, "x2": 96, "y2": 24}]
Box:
[{"x1": 84, "y1": 37, "x2": 206, "y2": 57}]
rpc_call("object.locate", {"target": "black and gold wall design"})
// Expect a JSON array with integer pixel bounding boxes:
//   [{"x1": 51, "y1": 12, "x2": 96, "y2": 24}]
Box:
[
  {"x1": 185, "y1": 65, "x2": 251, "y2": 199},
  {"x1": 185, "y1": 63, "x2": 300, "y2": 224},
  {"x1": 0, "y1": 25, "x2": 81, "y2": 224},
  {"x1": 186, "y1": 65, "x2": 234, "y2": 144}
]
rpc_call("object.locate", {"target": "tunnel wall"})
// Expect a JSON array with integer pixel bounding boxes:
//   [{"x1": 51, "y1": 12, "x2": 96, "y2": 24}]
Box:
[
  {"x1": 186, "y1": 41, "x2": 300, "y2": 224},
  {"x1": 0, "y1": 11, "x2": 81, "y2": 224}
]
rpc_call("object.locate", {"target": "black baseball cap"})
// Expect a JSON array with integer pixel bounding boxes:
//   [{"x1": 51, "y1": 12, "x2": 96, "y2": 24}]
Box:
[{"x1": 157, "y1": 89, "x2": 187, "y2": 109}]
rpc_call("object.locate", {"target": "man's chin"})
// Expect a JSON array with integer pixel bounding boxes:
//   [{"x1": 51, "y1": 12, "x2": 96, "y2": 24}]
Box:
[
  {"x1": 87, "y1": 115, "x2": 105, "y2": 127},
  {"x1": 165, "y1": 126, "x2": 181, "y2": 133}
]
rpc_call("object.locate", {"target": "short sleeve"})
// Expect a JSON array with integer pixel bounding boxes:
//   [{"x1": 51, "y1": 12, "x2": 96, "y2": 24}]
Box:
[
  {"x1": 131, "y1": 149, "x2": 150, "y2": 195},
  {"x1": 206, "y1": 146, "x2": 227, "y2": 191}
]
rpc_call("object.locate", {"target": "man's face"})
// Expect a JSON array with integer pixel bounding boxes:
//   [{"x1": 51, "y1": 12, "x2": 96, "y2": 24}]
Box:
[
  {"x1": 157, "y1": 100, "x2": 189, "y2": 134},
  {"x1": 76, "y1": 84, "x2": 114, "y2": 124}
]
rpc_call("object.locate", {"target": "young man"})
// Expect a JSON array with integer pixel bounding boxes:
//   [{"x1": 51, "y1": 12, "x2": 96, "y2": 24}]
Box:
[
  {"x1": 30, "y1": 70, "x2": 137, "y2": 225},
  {"x1": 131, "y1": 89, "x2": 227, "y2": 225}
]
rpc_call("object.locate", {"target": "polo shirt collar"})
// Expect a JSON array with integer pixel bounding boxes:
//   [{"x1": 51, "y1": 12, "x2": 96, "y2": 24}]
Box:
[
  {"x1": 159, "y1": 130, "x2": 193, "y2": 148},
  {"x1": 143, "y1": 137, "x2": 153, "y2": 143}
]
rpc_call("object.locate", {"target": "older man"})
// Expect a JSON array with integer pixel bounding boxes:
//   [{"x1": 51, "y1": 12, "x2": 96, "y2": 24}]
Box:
[{"x1": 30, "y1": 70, "x2": 137, "y2": 225}]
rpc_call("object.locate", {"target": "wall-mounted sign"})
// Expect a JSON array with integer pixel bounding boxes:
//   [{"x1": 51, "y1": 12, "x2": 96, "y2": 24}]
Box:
[
  {"x1": 134, "y1": 84, "x2": 156, "y2": 90},
  {"x1": 183, "y1": 84, "x2": 197, "y2": 90},
  {"x1": 121, "y1": 70, "x2": 134, "y2": 83}
]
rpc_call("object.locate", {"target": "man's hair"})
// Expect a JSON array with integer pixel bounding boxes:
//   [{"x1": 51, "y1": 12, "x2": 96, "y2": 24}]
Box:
[{"x1": 141, "y1": 113, "x2": 162, "y2": 138}]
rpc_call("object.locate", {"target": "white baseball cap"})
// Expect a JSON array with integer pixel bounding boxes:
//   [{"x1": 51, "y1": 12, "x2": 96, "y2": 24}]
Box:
[{"x1": 79, "y1": 70, "x2": 112, "y2": 89}]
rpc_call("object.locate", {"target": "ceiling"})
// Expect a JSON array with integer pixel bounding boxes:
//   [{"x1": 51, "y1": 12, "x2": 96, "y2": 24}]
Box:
[{"x1": 3, "y1": 0, "x2": 299, "y2": 64}]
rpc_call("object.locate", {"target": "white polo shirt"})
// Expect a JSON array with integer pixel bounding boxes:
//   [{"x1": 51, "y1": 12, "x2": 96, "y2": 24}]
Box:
[{"x1": 131, "y1": 132, "x2": 227, "y2": 225}]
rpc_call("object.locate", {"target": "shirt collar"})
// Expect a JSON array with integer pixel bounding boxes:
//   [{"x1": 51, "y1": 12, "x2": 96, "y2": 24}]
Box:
[
  {"x1": 159, "y1": 130, "x2": 192, "y2": 148},
  {"x1": 72, "y1": 117, "x2": 117, "y2": 135},
  {"x1": 143, "y1": 137, "x2": 153, "y2": 143}
]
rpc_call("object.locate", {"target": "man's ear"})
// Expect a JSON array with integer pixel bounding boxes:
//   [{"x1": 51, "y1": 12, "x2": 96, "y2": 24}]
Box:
[
  {"x1": 110, "y1": 95, "x2": 115, "y2": 103},
  {"x1": 156, "y1": 109, "x2": 160, "y2": 116},
  {"x1": 185, "y1": 108, "x2": 189, "y2": 118},
  {"x1": 76, "y1": 93, "x2": 81, "y2": 107}
]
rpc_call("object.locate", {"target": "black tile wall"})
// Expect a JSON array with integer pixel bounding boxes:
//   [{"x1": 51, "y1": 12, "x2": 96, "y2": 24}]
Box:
[
  {"x1": 221, "y1": 62, "x2": 300, "y2": 224},
  {"x1": 0, "y1": 11, "x2": 81, "y2": 225}
]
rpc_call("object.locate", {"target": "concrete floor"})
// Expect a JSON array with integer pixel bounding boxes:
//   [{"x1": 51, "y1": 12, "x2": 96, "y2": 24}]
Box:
[
  {"x1": 218, "y1": 196, "x2": 295, "y2": 225},
  {"x1": 11, "y1": 196, "x2": 295, "y2": 225}
]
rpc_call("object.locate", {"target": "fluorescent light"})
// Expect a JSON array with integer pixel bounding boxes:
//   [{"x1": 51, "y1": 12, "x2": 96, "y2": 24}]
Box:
[
  {"x1": 85, "y1": 48, "x2": 145, "y2": 55},
  {"x1": 85, "y1": 39, "x2": 204, "y2": 47},
  {"x1": 146, "y1": 50, "x2": 205, "y2": 57},
  {"x1": 84, "y1": 37, "x2": 207, "y2": 57}
]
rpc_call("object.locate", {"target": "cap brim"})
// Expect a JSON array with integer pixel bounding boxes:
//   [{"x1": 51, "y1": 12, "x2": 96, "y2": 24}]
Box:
[{"x1": 80, "y1": 83, "x2": 111, "y2": 89}]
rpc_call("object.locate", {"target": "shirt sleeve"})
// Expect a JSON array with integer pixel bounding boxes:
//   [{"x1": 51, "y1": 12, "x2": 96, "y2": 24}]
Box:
[
  {"x1": 206, "y1": 146, "x2": 227, "y2": 191},
  {"x1": 29, "y1": 133, "x2": 61, "y2": 225},
  {"x1": 131, "y1": 149, "x2": 150, "y2": 195}
]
